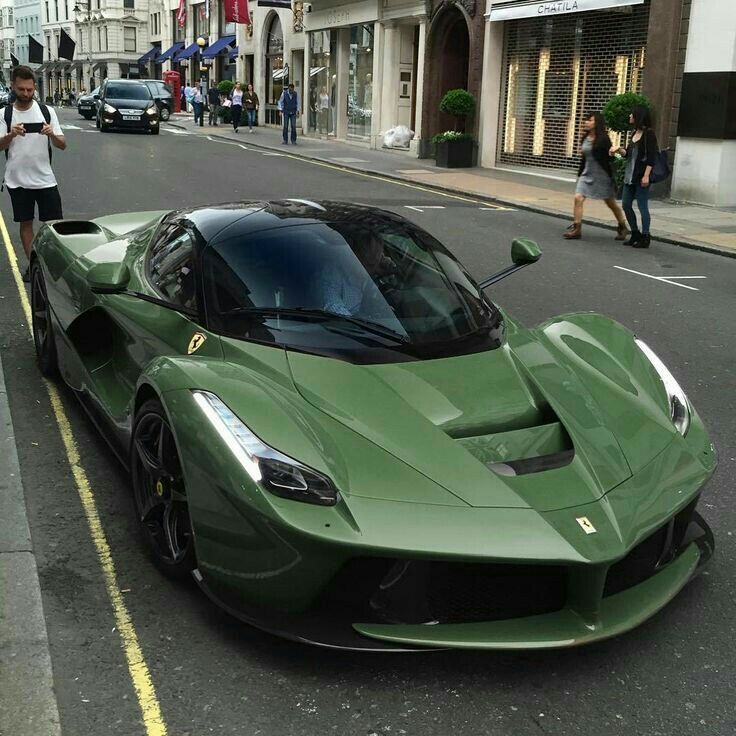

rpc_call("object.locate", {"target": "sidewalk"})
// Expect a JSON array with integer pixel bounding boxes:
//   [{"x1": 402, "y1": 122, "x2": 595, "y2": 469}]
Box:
[{"x1": 168, "y1": 113, "x2": 736, "y2": 258}]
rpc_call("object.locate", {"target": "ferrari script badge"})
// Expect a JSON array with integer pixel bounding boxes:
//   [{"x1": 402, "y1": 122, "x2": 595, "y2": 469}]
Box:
[
  {"x1": 187, "y1": 333, "x2": 206, "y2": 355},
  {"x1": 576, "y1": 516, "x2": 597, "y2": 535}
]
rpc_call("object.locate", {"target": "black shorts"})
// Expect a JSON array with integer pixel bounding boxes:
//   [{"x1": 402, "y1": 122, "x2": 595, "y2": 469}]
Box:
[{"x1": 7, "y1": 186, "x2": 63, "y2": 223}]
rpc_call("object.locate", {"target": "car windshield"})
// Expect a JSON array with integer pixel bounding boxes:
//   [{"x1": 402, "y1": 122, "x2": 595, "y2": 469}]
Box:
[
  {"x1": 106, "y1": 84, "x2": 150, "y2": 100},
  {"x1": 203, "y1": 221, "x2": 504, "y2": 362}
]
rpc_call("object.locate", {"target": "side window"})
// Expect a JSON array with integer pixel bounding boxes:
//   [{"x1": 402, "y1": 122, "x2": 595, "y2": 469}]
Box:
[{"x1": 149, "y1": 226, "x2": 197, "y2": 310}]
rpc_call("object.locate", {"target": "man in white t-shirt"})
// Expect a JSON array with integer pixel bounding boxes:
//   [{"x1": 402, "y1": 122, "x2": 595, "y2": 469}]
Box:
[{"x1": 0, "y1": 65, "x2": 66, "y2": 281}]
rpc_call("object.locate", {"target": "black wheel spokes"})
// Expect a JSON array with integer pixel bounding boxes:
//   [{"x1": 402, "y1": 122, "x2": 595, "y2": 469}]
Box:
[
  {"x1": 32, "y1": 275, "x2": 49, "y2": 348},
  {"x1": 134, "y1": 413, "x2": 191, "y2": 565}
]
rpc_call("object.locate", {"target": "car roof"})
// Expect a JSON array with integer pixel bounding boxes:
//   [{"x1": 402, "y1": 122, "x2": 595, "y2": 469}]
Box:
[{"x1": 169, "y1": 200, "x2": 409, "y2": 245}]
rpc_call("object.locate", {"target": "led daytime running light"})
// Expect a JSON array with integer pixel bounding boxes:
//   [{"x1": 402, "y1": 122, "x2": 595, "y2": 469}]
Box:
[{"x1": 635, "y1": 339, "x2": 690, "y2": 436}]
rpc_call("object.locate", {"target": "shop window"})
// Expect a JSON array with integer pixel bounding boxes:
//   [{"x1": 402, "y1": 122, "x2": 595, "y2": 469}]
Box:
[
  {"x1": 498, "y1": 5, "x2": 650, "y2": 173},
  {"x1": 308, "y1": 30, "x2": 336, "y2": 135},
  {"x1": 347, "y1": 24, "x2": 374, "y2": 140}
]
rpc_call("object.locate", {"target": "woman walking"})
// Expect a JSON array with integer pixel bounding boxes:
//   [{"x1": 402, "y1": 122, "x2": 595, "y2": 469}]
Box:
[
  {"x1": 230, "y1": 82, "x2": 244, "y2": 132},
  {"x1": 243, "y1": 83, "x2": 259, "y2": 133},
  {"x1": 610, "y1": 105, "x2": 658, "y2": 248},
  {"x1": 564, "y1": 112, "x2": 628, "y2": 241}
]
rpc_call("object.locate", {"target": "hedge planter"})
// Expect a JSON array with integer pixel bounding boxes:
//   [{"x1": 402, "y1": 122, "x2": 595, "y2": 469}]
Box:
[{"x1": 435, "y1": 138, "x2": 474, "y2": 168}]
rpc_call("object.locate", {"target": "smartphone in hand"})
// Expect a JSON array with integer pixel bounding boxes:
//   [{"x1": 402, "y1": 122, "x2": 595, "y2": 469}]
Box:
[{"x1": 22, "y1": 122, "x2": 45, "y2": 133}]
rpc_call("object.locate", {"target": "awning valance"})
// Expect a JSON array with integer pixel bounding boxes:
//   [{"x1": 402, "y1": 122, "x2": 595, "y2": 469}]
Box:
[
  {"x1": 202, "y1": 35, "x2": 236, "y2": 58},
  {"x1": 487, "y1": 0, "x2": 644, "y2": 21},
  {"x1": 174, "y1": 42, "x2": 201, "y2": 61},
  {"x1": 137, "y1": 46, "x2": 161, "y2": 64},
  {"x1": 155, "y1": 41, "x2": 184, "y2": 63}
]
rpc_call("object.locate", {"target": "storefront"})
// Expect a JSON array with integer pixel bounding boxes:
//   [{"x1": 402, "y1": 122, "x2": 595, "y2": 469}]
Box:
[
  {"x1": 488, "y1": 0, "x2": 650, "y2": 174},
  {"x1": 305, "y1": 2, "x2": 378, "y2": 142}
]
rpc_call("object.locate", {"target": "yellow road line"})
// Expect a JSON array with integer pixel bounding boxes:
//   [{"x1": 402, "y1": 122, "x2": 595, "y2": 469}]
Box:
[{"x1": 0, "y1": 213, "x2": 167, "y2": 736}]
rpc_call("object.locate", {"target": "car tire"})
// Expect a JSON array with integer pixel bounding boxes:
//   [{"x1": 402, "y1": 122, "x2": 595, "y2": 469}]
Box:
[
  {"x1": 131, "y1": 399, "x2": 196, "y2": 580},
  {"x1": 159, "y1": 107, "x2": 170, "y2": 121},
  {"x1": 100, "y1": 122, "x2": 110, "y2": 133},
  {"x1": 83, "y1": 114, "x2": 93, "y2": 120},
  {"x1": 30, "y1": 260, "x2": 59, "y2": 378},
  {"x1": 150, "y1": 127, "x2": 160, "y2": 135}
]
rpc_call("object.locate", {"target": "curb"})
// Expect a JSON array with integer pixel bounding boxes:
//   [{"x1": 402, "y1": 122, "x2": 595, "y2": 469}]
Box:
[
  {"x1": 0, "y1": 351, "x2": 62, "y2": 736},
  {"x1": 163, "y1": 121, "x2": 736, "y2": 260}
]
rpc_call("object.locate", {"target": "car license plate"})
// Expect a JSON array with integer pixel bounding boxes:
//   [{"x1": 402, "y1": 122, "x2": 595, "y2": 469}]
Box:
[
  {"x1": 123, "y1": 115, "x2": 139, "y2": 121},
  {"x1": 80, "y1": 105, "x2": 90, "y2": 109}
]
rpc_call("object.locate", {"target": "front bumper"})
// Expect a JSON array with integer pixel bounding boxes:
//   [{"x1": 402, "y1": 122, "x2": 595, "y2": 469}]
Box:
[{"x1": 102, "y1": 112, "x2": 159, "y2": 129}]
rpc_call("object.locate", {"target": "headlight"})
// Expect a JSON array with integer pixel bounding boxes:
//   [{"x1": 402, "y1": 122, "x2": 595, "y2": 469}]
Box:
[
  {"x1": 193, "y1": 391, "x2": 338, "y2": 506},
  {"x1": 635, "y1": 339, "x2": 690, "y2": 436},
  {"x1": 103, "y1": 103, "x2": 117, "y2": 114},
  {"x1": 146, "y1": 105, "x2": 158, "y2": 116}
]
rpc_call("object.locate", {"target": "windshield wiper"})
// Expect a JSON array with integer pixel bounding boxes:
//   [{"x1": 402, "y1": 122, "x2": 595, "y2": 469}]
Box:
[{"x1": 221, "y1": 307, "x2": 410, "y2": 344}]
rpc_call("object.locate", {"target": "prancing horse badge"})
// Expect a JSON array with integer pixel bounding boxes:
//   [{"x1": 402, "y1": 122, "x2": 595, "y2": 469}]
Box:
[
  {"x1": 187, "y1": 332, "x2": 207, "y2": 355},
  {"x1": 576, "y1": 516, "x2": 597, "y2": 535}
]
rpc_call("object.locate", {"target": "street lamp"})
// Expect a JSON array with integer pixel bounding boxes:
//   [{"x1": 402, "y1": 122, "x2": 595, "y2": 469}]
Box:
[
  {"x1": 196, "y1": 36, "x2": 206, "y2": 127},
  {"x1": 73, "y1": 1, "x2": 93, "y2": 92}
]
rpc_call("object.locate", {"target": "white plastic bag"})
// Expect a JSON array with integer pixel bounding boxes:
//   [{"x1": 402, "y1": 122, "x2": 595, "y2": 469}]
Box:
[{"x1": 383, "y1": 125, "x2": 414, "y2": 149}]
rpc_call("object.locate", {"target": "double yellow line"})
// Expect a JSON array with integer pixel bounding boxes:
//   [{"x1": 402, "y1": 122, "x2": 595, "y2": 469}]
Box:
[{"x1": 0, "y1": 212, "x2": 167, "y2": 736}]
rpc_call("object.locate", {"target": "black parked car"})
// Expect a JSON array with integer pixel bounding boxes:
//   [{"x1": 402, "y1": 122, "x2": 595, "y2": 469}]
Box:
[
  {"x1": 96, "y1": 79, "x2": 160, "y2": 134},
  {"x1": 77, "y1": 86, "x2": 100, "y2": 119},
  {"x1": 142, "y1": 79, "x2": 173, "y2": 121}
]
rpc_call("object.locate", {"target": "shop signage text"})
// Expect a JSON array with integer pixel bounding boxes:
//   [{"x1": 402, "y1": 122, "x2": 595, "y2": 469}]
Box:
[
  {"x1": 304, "y1": 2, "x2": 378, "y2": 31},
  {"x1": 488, "y1": 0, "x2": 643, "y2": 22}
]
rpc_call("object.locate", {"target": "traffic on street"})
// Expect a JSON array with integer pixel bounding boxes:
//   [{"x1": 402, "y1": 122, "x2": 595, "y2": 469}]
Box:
[{"x1": 1, "y1": 104, "x2": 735, "y2": 736}]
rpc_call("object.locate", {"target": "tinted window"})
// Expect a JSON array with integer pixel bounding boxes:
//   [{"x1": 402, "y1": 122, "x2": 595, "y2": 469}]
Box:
[
  {"x1": 106, "y1": 83, "x2": 151, "y2": 100},
  {"x1": 203, "y1": 222, "x2": 503, "y2": 362},
  {"x1": 149, "y1": 227, "x2": 197, "y2": 310}
]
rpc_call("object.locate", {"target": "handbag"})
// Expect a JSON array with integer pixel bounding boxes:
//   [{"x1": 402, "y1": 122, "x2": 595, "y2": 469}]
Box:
[{"x1": 644, "y1": 133, "x2": 671, "y2": 184}]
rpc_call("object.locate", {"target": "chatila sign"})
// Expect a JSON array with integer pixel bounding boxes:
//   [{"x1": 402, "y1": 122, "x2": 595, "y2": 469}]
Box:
[{"x1": 488, "y1": 0, "x2": 643, "y2": 21}]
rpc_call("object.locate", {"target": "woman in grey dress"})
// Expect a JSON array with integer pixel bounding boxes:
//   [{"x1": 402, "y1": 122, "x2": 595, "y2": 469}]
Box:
[{"x1": 563, "y1": 112, "x2": 629, "y2": 241}]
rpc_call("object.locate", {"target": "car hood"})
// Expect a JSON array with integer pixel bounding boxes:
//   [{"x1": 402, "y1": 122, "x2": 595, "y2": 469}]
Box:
[
  {"x1": 105, "y1": 98, "x2": 152, "y2": 110},
  {"x1": 78, "y1": 95, "x2": 95, "y2": 104},
  {"x1": 286, "y1": 321, "x2": 678, "y2": 511}
]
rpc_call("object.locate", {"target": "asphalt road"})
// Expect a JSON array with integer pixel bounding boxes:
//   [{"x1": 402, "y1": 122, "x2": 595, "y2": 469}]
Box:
[{"x1": 1, "y1": 108, "x2": 735, "y2": 736}]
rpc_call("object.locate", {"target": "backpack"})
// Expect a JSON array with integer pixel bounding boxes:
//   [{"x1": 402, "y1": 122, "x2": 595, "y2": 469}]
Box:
[{"x1": 4, "y1": 101, "x2": 53, "y2": 164}]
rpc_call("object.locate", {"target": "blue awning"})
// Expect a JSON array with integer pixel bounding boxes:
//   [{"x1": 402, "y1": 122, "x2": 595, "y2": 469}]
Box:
[
  {"x1": 155, "y1": 41, "x2": 184, "y2": 64},
  {"x1": 202, "y1": 35, "x2": 236, "y2": 58},
  {"x1": 229, "y1": 47, "x2": 239, "y2": 61},
  {"x1": 175, "y1": 42, "x2": 201, "y2": 61},
  {"x1": 137, "y1": 46, "x2": 160, "y2": 64}
]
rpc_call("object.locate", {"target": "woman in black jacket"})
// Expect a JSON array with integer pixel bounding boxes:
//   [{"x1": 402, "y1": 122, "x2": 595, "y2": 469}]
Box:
[
  {"x1": 564, "y1": 112, "x2": 628, "y2": 240},
  {"x1": 610, "y1": 105, "x2": 658, "y2": 248}
]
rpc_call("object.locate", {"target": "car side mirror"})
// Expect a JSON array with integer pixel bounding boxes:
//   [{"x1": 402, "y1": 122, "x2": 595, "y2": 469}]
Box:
[
  {"x1": 87, "y1": 262, "x2": 131, "y2": 294},
  {"x1": 511, "y1": 237, "x2": 542, "y2": 265},
  {"x1": 478, "y1": 237, "x2": 542, "y2": 290}
]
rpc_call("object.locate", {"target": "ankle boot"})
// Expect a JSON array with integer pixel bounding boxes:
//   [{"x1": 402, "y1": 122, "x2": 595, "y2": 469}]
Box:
[
  {"x1": 633, "y1": 233, "x2": 651, "y2": 249},
  {"x1": 563, "y1": 223, "x2": 582, "y2": 240},
  {"x1": 624, "y1": 230, "x2": 641, "y2": 246},
  {"x1": 615, "y1": 222, "x2": 630, "y2": 241}
]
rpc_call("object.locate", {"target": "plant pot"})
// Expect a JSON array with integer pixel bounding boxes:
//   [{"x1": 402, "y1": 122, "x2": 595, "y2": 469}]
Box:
[{"x1": 435, "y1": 138, "x2": 474, "y2": 168}]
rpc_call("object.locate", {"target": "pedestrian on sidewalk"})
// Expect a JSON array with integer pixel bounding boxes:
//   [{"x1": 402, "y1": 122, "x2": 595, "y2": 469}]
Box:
[
  {"x1": 0, "y1": 66, "x2": 66, "y2": 282},
  {"x1": 192, "y1": 84, "x2": 204, "y2": 127},
  {"x1": 564, "y1": 112, "x2": 628, "y2": 241},
  {"x1": 278, "y1": 83, "x2": 299, "y2": 145},
  {"x1": 207, "y1": 84, "x2": 220, "y2": 126},
  {"x1": 183, "y1": 83, "x2": 193, "y2": 113},
  {"x1": 231, "y1": 82, "x2": 244, "y2": 132},
  {"x1": 244, "y1": 83, "x2": 259, "y2": 133},
  {"x1": 610, "y1": 105, "x2": 658, "y2": 249}
]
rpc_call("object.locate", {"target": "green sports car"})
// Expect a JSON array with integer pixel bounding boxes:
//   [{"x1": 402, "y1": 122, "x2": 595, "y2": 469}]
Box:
[{"x1": 30, "y1": 200, "x2": 715, "y2": 650}]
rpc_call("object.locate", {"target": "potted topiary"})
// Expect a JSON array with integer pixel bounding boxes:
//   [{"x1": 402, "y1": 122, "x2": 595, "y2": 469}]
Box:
[
  {"x1": 433, "y1": 89, "x2": 476, "y2": 168},
  {"x1": 603, "y1": 92, "x2": 651, "y2": 196}
]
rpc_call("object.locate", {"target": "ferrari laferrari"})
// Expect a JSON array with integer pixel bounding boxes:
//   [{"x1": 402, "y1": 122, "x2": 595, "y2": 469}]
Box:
[{"x1": 30, "y1": 200, "x2": 716, "y2": 650}]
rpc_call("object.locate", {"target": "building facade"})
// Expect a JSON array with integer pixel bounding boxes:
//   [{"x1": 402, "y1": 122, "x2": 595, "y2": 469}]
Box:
[
  {"x1": 1, "y1": 0, "x2": 16, "y2": 84},
  {"x1": 13, "y1": 0, "x2": 42, "y2": 68},
  {"x1": 39, "y1": 0, "x2": 78, "y2": 96}
]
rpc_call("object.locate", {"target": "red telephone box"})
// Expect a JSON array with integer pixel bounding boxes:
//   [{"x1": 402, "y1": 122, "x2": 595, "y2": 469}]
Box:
[{"x1": 164, "y1": 70, "x2": 182, "y2": 113}]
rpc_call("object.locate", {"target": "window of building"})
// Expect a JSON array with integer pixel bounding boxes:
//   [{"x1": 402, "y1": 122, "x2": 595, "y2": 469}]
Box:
[
  {"x1": 124, "y1": 26, "x2": 136, "y2": 53},
  {"x1": 45, "y1": 2, "x2": 49, "y2": 23},
  {"x1": 124, "y1": 0, "x2": 135, "y2": 8},
  {"x1": 193, "y1": 3, "x2": 207, "y2": 39},
  {"x1": 64, "y1": 0, "x2": 68, "y2": 20},
  {"x1": 172, "y1": 10, "x2": 184, "y2": 42},
  {"x1": 46, "y1": 34, "x2": 51, "y2": 59},
  {"x1": 54, "y1": 0, "x2": 59, "y2": 22},
  {"x1": 8, "y1": 9, "x2": 13, "y2": 26}
]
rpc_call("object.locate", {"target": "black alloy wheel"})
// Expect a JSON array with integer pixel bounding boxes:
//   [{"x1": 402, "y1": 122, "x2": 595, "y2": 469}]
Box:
[
  {"x1": 131, "y1": 399, "x2": 196, "y2": 579},
  {"x1": 30, "y1": 261, "x2": 58, "y2": 377}
]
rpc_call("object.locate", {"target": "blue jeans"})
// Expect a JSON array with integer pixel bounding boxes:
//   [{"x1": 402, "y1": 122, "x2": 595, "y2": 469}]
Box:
[
  {"x1": 622, "y1": 182, "x2": 651, "y2": 234},
  {"x1": 192, "y1": 101, "x2": 203, "y2": 125},
  {"x1": 282, "y1": 112, "x2": 297, "y2": 143},
  {"x1": 245, "y1": 108, "x2": 256, "y2": 129}
]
